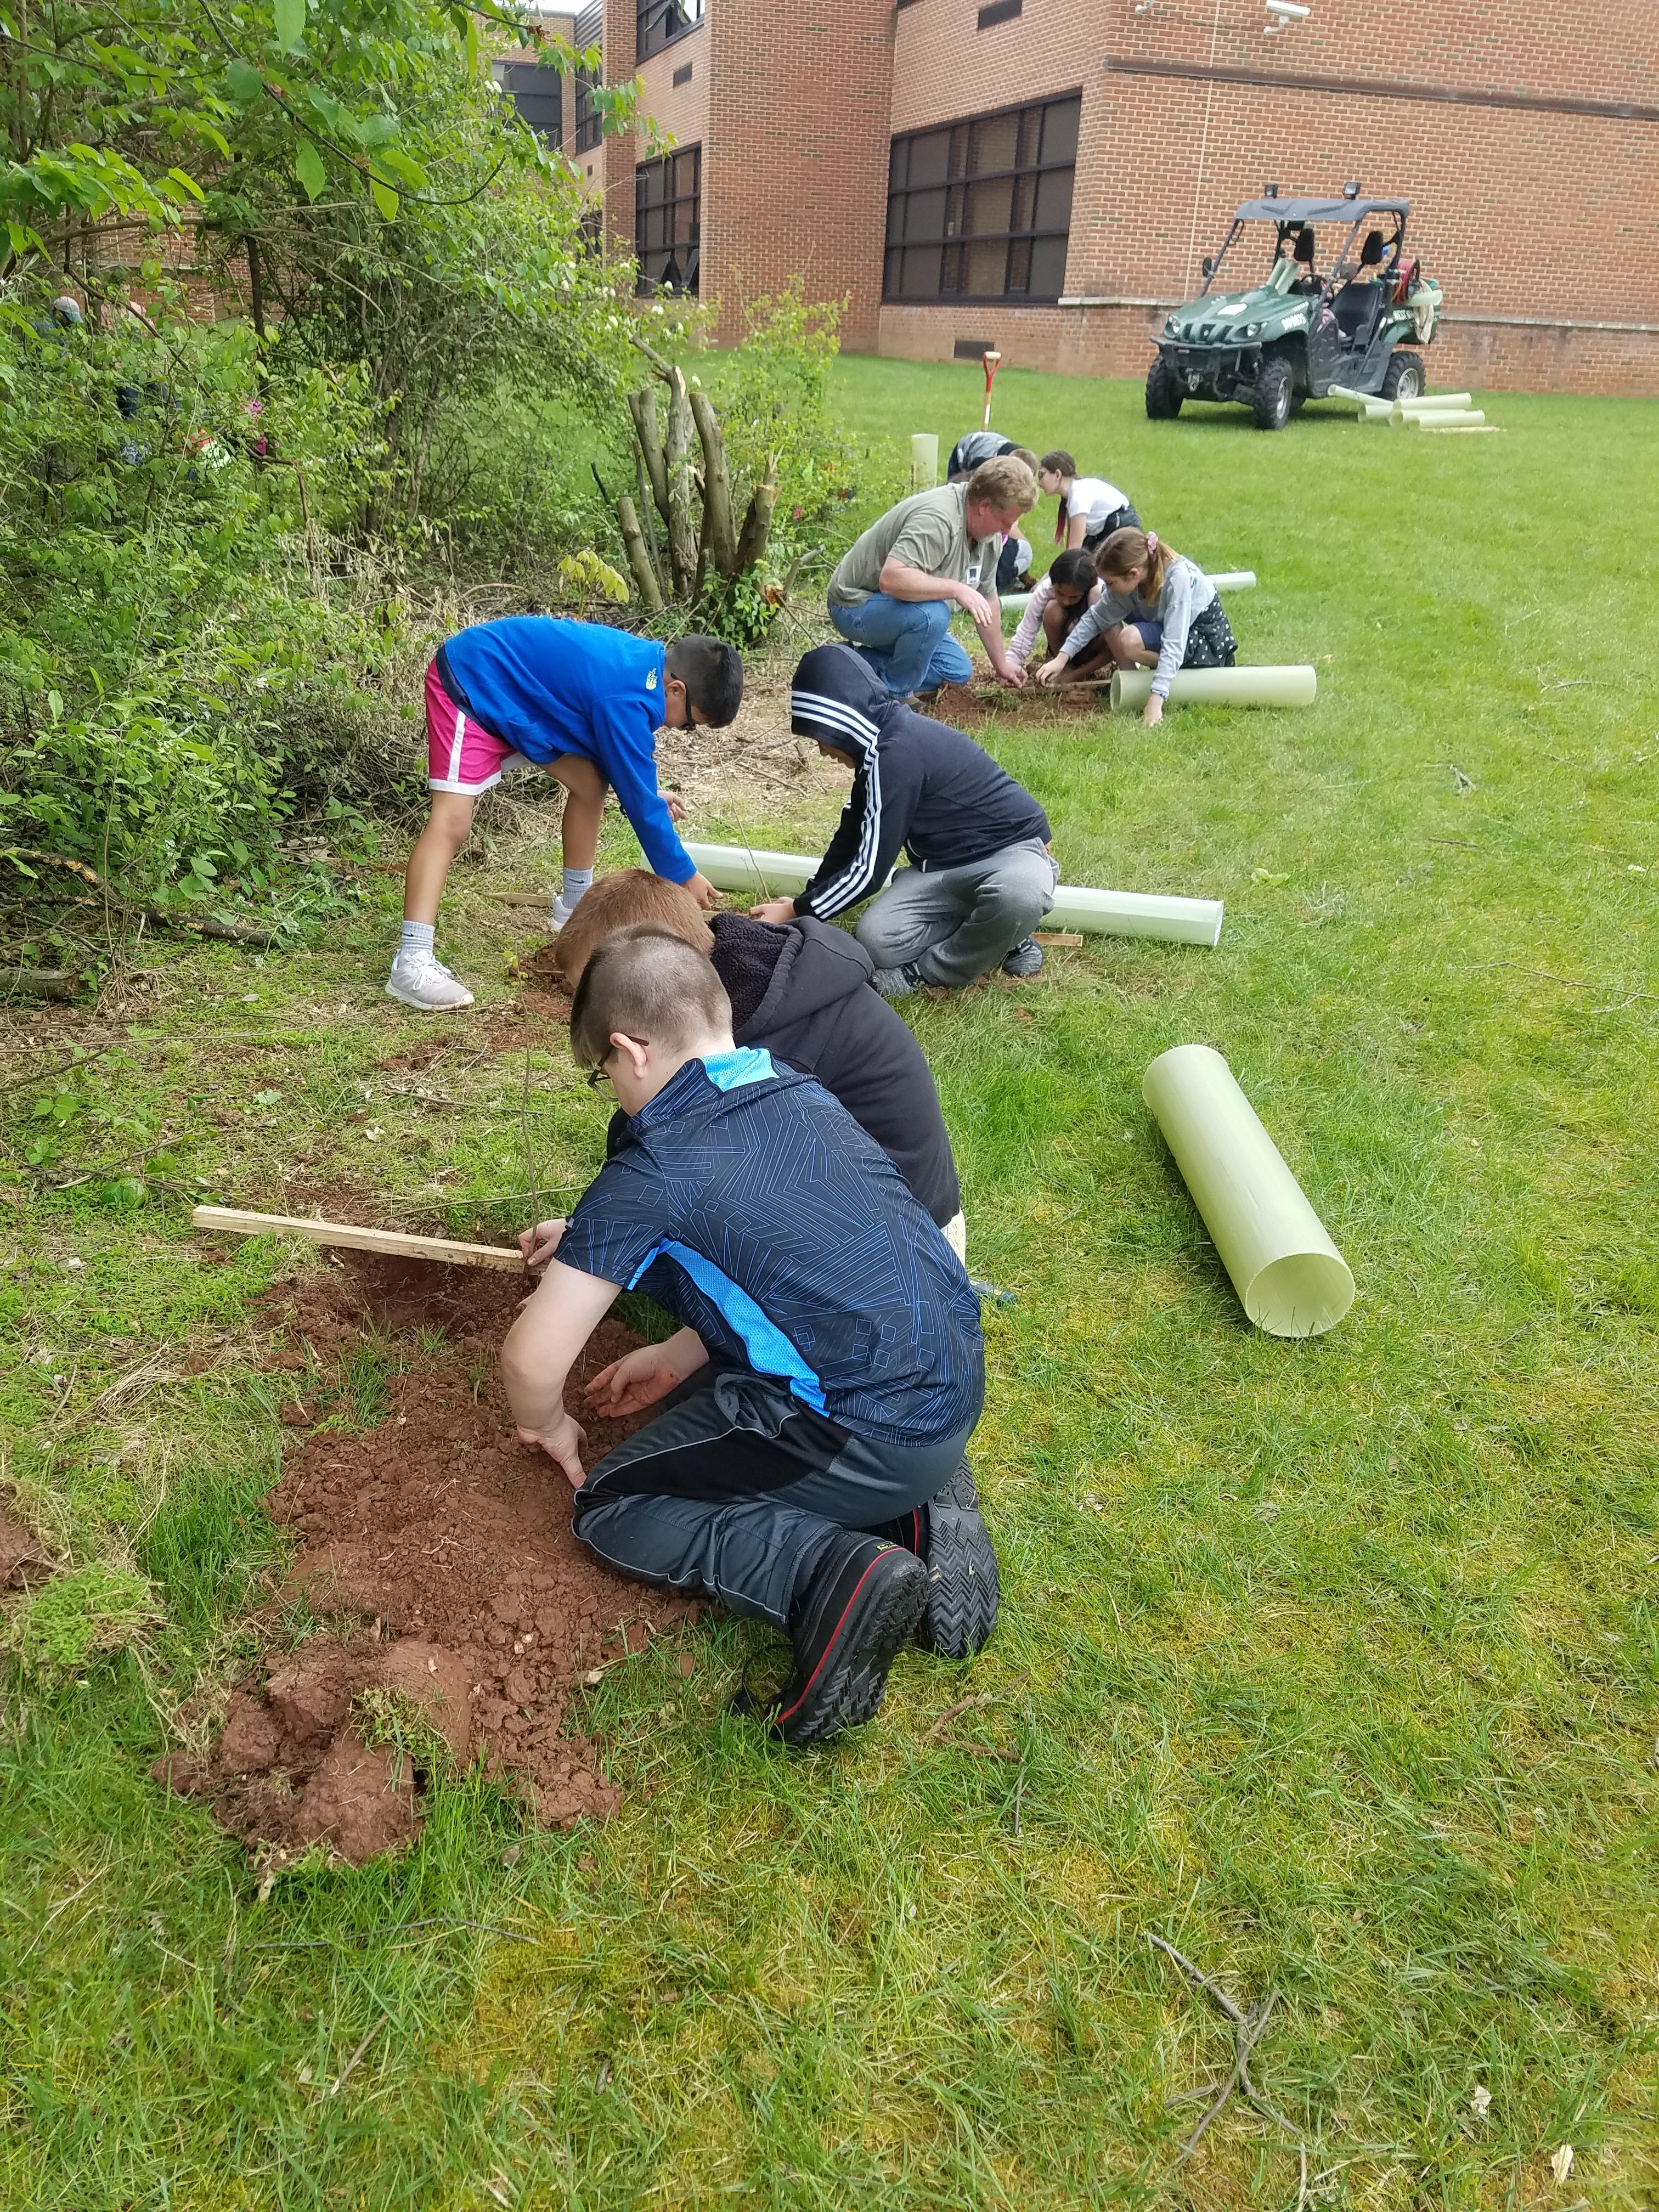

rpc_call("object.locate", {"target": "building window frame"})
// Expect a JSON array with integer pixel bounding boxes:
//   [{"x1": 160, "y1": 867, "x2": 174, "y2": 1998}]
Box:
[
  {"x1": 574, "y1": 68, "x2": 603, "y2": 153},
  {"x1": 493, "y1": 58, "x2": 564, "y2": 150},
  {"x1": 883, "y1": 91, "x2": 1082, "y2": 306},
  {"x1": 635, "y1": 143, "x2": 701, "y2": 295},
  {"x1": 636, "y1": 0, "x2": 704, "y2": 63}
]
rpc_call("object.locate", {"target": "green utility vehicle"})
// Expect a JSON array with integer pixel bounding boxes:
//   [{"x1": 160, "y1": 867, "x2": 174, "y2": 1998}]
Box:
[{"x1": 1147, "y1": 190, "x2": 1442, "y2": 429}]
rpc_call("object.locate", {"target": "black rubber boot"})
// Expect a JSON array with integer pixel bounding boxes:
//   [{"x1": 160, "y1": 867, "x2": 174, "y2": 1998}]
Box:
[
  {"x1": 876, "y1": 1461, "x2": 1000, "y2": 1661},
  {"x1": 741, "y1": 1533, "x2": 926, "y2": 1745}
]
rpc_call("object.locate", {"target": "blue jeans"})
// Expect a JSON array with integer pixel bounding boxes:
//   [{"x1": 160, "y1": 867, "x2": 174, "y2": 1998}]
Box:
[{"x1": 827, "y1": 594, "x2": 974, "y2": 698}]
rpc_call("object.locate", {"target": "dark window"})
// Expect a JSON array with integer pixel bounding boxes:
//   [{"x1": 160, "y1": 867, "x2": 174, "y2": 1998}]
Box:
[
  {"x1": 977, "y1": 0, "x2": 1021, "y2": 23},
  {"x1": 883, "y1": 92, "x2": 1080, "y2": 304},
  {"x1": 952, "y1": 336, "x2": 996, "y2": 359},
  {"x1": 579, "y1": 205, "x2": 604, "y2": 257},
  {"x1": 635, "y1": 144, "x2": 701, "y2": 294},
  {"x1": 573, "y1": 2, "x2": 603, "y2": 151},
  {"x1": 494, "y1": 59, "x2": 563, "y2": 148},
  {"x1": 574, "y1": 69, "x2": 602, "y2": 151},
  {"x1": 673, "y1": 60, "x2": 693, "y2": 86},
  {"x1": 637, "y1": 0, "x2": 704, "y2": 62}
]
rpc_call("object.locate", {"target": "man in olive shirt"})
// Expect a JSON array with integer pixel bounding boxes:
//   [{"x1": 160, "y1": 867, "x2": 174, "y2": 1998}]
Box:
[{"x1": 826, "y1": 454, "x2": 1036, "y2": 701}]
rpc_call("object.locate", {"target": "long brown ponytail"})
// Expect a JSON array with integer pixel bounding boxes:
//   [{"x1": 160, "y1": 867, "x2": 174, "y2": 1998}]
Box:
[{"x1": 1095, "y1": 526, "x2": 1173, "y2": 601}]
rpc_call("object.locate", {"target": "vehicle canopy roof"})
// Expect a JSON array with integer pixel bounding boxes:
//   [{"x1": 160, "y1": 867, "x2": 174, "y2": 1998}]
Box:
[{"x1": 1232, "y1": 196, "x2": 1407, "y2": 223}]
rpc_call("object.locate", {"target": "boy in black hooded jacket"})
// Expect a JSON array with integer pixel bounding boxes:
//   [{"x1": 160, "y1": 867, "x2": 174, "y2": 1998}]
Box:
[
  {"x1": 554, "y1": 869, "x2": 966, "y2": 1254},
  {"x1": 749, "y1": 644, "x2": 1058, "y2": 996}
]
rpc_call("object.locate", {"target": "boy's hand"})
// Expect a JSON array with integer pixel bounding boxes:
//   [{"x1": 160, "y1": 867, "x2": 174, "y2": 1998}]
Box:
[
  {"x1": 664, "y1": 793, "x2": 689, "y2": 823},
  {"x1": 517, "y1": 1408, "x2": 588, "y2": 1488},
  {"x1": 685, "y1": 870, "x2": 718, "y2": 910},
  {"x1": 1142, "y1": 694, "x2": 1165, "y2": 727},
  {"x1": 749, "y1": 896, "x2": 795, "y2": 924},
  {"x1": 585, "y1": 1327, "x2": 708, "y2": 1419},
  {"x1": 518, "y1": 1218, "x2": 567, "y2": 1269}
]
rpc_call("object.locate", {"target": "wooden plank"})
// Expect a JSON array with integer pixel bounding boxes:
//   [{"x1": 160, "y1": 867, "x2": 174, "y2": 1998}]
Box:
[
  {"x1": 1032, "y1": 930, "x2": 1084, "y2": 948},
  {"x1": 482, "y1": 891, "x2": 554, "y2": 909},
  {"x1": 191, "y1": 1206, "x2": 527, "y2": 1271}
]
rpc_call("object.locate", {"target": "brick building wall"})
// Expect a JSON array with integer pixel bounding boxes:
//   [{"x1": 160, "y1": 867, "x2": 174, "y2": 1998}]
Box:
[
  {"x1": 875, "y1": 0, "x2": 1659, "y2": 393},
  {"x1": 702, "y1": 0, "x2": 895, "y2": 347}
]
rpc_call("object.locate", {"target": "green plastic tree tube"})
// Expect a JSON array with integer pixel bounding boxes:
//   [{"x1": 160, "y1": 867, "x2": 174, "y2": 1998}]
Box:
[
  {"x1": 1110, "y1": 665, "x2": 1317, "y2": 711},
  {"x1": 1397, "y1": 409, "x2": 1485, "y2": 428},
  {"x1": 681, "y1": 844, "x2": 1223, "y2": 946},
  {"x1": 910, "y1": 433, "x2": 939, "y2": 491},
  {"x1": 1397, "y1": 392, "x2": 1472, "y2": 410},
  {"x1": 1141, "y1": 1044, "x2": 1355, "y2": 1336}
]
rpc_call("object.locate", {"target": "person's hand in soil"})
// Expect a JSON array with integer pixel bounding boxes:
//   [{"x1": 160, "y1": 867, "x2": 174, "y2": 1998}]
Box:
[
  {"x1": 517, "y1": 1407, "x2": 588, "y2": 1488},
  {"x1": 749, "y1": 897, "x2": 796, "y2": 925},
  {"x1": 1035, "y1": 656, "x2": 1068, "y2": 688},
  {"x1": 586, "y1": 1327, "x2": 708, "y2": 1419},
  {"x1": 685, "y1": 870, "x2": 718, "y2": 910},
  {"x1": 519, "y1": 1218, "x2": 567, "y2": 1269},
  {"x1": 1142, "y1": 693, "x2": 1164, "y2": 727}
]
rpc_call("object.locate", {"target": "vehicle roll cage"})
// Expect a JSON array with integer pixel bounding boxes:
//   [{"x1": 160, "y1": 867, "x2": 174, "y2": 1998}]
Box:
[{"x1": 1199, "y1": 204, "x2": 1408, "y2": 299}]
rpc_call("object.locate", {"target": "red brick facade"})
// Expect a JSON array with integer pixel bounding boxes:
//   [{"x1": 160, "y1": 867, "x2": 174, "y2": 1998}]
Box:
[{"x1": 548, "y1": 0, "x2": 1659, "y2": 393}]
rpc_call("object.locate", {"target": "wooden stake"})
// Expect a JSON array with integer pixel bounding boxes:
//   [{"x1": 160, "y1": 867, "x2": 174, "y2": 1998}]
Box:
[
  {"x1": 191, "y1": 1206, "x2": 527, "y2": 1271},
  {"x1": 1032, "y1": 930, "x2": 1084, "y2": 947}
]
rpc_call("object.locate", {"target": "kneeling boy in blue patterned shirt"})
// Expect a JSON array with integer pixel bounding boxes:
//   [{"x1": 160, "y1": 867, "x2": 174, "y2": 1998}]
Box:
[{"x1": 501, "y1": 924, "x2": 997, "y2": 1743}]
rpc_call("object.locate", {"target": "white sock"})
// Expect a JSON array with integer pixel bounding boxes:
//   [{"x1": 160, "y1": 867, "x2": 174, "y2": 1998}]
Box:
[
  {"x1": 399, "y1": 920, "x2": 435, "y2": 961},
  {"x1": 560, "y1": 867, "x2": 594, "y2": 908}
]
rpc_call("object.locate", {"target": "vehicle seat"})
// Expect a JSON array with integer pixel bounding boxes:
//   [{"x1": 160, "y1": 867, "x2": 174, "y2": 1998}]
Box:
[{"x1": 1333, "y1": 230, "x2": 1387, "y2": 343}]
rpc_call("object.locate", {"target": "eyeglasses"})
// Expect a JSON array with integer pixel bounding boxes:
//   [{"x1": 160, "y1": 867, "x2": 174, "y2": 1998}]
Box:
[{"x1": 585, "y1": 1059, "x2": 614, "y2": 1092}]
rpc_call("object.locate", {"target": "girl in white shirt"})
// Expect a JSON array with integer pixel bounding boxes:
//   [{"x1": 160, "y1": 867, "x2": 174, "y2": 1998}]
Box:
[{"x1": 1037, "y1": 450, "x2": 1140, "y2": 553}]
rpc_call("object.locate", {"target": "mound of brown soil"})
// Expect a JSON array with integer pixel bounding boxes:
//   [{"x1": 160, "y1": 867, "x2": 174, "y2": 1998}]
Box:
[{"x1": 161, "y1": 1257, "x2": 698, "y2": 1864}]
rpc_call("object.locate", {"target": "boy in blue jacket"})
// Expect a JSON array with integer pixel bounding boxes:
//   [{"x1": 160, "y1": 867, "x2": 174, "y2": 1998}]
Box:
[
  {"x1": 388, "y1": 616, "x2": 743, "y2": 1011},
  {"x1": 505, "y1": 926, "x2": 998, "y2": 1742}
]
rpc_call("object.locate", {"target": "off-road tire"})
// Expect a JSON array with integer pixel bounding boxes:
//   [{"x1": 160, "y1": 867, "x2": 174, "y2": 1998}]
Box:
[
  {"x1": 1145, "y1": 357, "x2": 1184, "y2": 420},
  {"x1": 1251, "y1": 357, "x2": 1295, "y2": 431},
  {"x1": 1381, "y1": 351, "x2": 1424, "y2": 402}
]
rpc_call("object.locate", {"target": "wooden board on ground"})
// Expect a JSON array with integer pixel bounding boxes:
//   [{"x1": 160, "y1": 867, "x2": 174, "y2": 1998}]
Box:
[
  {"x1": 484, "y1": 891, "x2": 554, "y2": 909},
  {"x1": 1033, "y1": 930, "x2": 1084, "y2": 947},
  {"x1": 191, "y1": 1206, "x2": 527, "y2": 1272}
]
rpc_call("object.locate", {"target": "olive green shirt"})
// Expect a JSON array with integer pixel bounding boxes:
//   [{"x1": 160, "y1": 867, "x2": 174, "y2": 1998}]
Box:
[{"x1": 827, "y1": 483, "x2": 995, "y2": 609}]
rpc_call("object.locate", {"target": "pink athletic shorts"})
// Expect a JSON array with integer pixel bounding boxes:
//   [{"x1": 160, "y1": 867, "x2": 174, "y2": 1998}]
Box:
[{"x1": 425, "y1": 658, "x2": 528, "y2": 795}]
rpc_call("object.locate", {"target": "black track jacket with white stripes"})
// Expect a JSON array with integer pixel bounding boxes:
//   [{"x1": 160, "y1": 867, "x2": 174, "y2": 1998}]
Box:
[{"x1": 787, "y1": 645, "x2": 1051, "y2": 921}]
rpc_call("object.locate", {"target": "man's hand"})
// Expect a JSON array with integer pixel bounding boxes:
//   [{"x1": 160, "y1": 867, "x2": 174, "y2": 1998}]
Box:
[
  {"x1": 664, "y1": 793, "x2": 688, "y2": 823},
  {"x1": 684, "y1": 869, "x2": 718, "y2": 910},
  {"x1": 585, "y1": 1328, "x2": 707, "y2": 1419},
  {"x1": 953, "y1": 582, "x2": 996, "y2": 629},
  {"x1": 1142, "y1": 693, "x2": 1165, "y2": 727},
  {"x1": 749, "y1": 896, "x2": 796, "y2": 924},
  {"x1": 995, "y1": 662, "x2": 1027, "y2": 690},
  {"x1": 1036, "y1": 655, "x2": 1068, "y2": 688},
  {"x1": 518, "y1": 1217, "x2": 567, "y2": 1269},
  {"x1": 517, "y1": 1407, "x2": 588, "y2": 1489}
]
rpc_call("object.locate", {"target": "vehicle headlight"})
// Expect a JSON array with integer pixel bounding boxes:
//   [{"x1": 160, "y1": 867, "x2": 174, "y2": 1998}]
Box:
[
  {"x1": 1243, "y1": 323, "x2": 1262, "y2": 339},
  {"x1": 1164, "y1": 317, "x2": 1177, "y2": 337}
]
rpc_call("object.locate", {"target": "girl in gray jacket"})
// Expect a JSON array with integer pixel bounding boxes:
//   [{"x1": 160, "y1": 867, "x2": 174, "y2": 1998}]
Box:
[{"x1": 1036, "y1": 527, "x2": 1235, "y2": 725}]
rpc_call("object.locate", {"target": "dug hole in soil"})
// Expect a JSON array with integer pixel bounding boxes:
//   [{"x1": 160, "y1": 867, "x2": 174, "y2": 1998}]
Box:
[{"x1": 158, "y1": 1250, "x2": 699, "y2": 1865}]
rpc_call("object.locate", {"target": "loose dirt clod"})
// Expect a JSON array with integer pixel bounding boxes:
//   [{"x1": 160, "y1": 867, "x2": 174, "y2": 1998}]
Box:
[
  {"x1": 163, "y1": 1254, "x2": 699, "y2": 1863},
  {"x1": 0, "y1": 1502, "x2": 50, "y2": 1590}
]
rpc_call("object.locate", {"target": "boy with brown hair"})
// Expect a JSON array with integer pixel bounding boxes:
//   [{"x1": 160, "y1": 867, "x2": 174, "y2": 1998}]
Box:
[
  {"x1": 551, "y1": 870, "x2": 966, "y2": 1254},
  {"x1": 504, "y1": 927, "x2": 998, "y2": 1742}
]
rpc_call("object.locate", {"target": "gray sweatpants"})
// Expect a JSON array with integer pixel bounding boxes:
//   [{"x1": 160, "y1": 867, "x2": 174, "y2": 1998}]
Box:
[
  {"x1": 572, "y1": 1363, "x2": 977, "y2": 1628},
  {"x1": 855, "y1": 837, "x2": 1058, "y2": 988}
]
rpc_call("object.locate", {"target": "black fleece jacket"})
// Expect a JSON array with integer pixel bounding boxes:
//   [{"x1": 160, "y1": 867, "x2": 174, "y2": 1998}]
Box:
[
  {"x1": 607, "y1": 912, "x2": 960, "y2": 1227},
  {"x1": 787, "y1": 644, "x2": 1051, "y2": 920}
]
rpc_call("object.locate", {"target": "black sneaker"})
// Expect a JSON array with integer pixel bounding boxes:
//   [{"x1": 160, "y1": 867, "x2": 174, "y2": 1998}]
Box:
[
  {"x1": 740, "y1": 1533, "x2": 927, "y2": 1744},
  {"x1": 1001, "y1": 936, "x2": 1044, "y2": 978},
  {"x1": 878, "y1": 1462, "x2": 1000, "y2": 1661}
]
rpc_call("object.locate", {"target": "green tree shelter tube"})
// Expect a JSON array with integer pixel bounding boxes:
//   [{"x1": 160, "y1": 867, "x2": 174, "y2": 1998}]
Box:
[
  {"x1": 1110, "y1": 666, "x2": 1317, "y2": 711},
  {"x1": 681, "y1": 844, "x2": 1223, "y2": 946},
  {"x1": 911, "y1": 433, "x2": 939, "y2": 490},
  {"x1": 1141, "y1": 1044, "x2": 1355, "y2": 1336}
]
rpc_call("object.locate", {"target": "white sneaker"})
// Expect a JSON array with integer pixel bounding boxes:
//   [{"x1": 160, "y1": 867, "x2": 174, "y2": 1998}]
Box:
[
  {"x1": 385, "y1": 952, "x2": 475, "y2": 1011},
  {"x1": 549, "y1": 895, "x2": 578, "y2": 931}
]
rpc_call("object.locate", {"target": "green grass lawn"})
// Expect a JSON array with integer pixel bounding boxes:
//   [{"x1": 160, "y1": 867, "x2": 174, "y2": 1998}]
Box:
[{"x1": 3, "y1": 359, "x2": 1658, "y2": 2210}]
